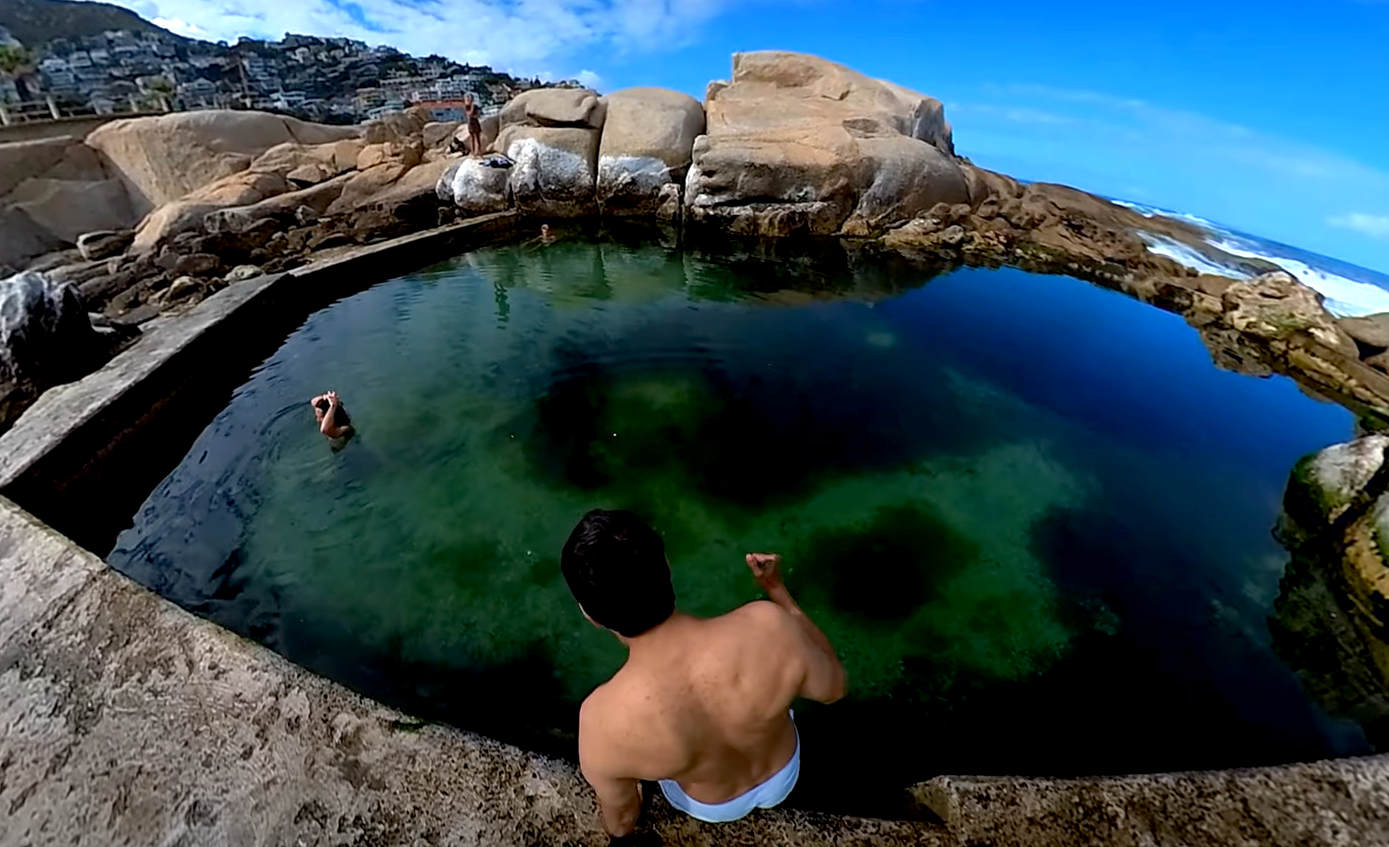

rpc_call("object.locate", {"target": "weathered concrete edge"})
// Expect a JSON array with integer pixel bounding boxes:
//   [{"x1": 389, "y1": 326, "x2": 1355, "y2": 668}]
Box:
[
  {"x1": 0, "y1": 269, "x2": 286, "y2": 487},
  {"x1": 914, "y1": 759, "x2": 1389, "y2": 847},
  {"x1": 0, "y1": 494, "x2": 943, "y2": 847}
]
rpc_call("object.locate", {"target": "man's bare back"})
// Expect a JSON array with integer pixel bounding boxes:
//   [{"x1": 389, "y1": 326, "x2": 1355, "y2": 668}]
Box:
[{"x1": 560, "y1": 511, "x2": 846, "y2": 839}]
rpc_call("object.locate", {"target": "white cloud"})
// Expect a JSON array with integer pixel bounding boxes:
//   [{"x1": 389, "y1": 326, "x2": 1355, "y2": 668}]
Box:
[
  {"x1": 150, "y1": 16, "x2": 208, "y2": 37},
  {"x1": 575, "y1": 69, "x2": 603, "y2": 90},
  {"x1": 139, "y1": 0, "x2": 728, "y2": 79},
  {"x1": 1329, "y1": 213, "x2": 1389, "y2": 240}
]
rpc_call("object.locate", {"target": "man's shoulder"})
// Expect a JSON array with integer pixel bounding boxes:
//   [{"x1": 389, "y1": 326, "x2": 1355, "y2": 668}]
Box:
[
  {"x1": 722, "y1": 598, "x2": 796, "y2": 632},
  {"x1": 579, "y1": 677, "x2": 642, "y2": 738},
  {"x1": 579, "y1": 678, "x2": 688, "y2": 781}
]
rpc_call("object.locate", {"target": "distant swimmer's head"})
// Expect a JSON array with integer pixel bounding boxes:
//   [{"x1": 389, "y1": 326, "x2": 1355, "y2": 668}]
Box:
[
  {"x1": 313, "y1": 396, "x2": 351, "y2": 426},
  {"x1": 540, "y1": 224, "x2": 552, "y2": 241},
  {"x1": 561, "y1": 509, "x2": 674, "y2": 638}
]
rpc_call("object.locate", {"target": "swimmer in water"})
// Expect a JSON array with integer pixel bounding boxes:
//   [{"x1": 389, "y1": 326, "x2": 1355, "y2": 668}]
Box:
[
  {"x1": 310, "y1": 390, "x2": 353, "y2": 443},
  {"x1": 540, "y1": 223, "x2": 554, "y2": 244}
]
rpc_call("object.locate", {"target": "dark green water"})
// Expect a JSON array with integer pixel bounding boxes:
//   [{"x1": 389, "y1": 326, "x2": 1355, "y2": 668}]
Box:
[{"x1": 111, "y1": 237, "x2": 1376, "y2": 813}]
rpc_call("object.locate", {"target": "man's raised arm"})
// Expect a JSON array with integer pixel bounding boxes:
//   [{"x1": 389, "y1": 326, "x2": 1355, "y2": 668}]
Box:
[{"x1": 746, "y1": 553, "x2": 848, "y2": 703}]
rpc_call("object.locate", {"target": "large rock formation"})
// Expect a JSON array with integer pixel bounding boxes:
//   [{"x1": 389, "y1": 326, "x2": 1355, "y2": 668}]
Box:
[
  {"x1": 0, "y1": 271, "x2": 105, "y2": 431},
  {"x1": 499, "y1": 127, "x2": 600, "y2": 217},
  {"x1": 492, "y1": 88, "x2": 605, "y2": 217},
  {"x1": 597, "y1": 87, "x2": 705, "y2": 219},
  {"x1": 498, "y1": 88, "x2": 605, "y2": 129},
  {"x1": 86, "y1": 110, "x2": 358, "y2": 216},
  {"x1": 131, "y1": 170, "x2": 291, "y2": 252},
  {"x1": 0, "y1": 136, "x2": 134, "y2": 272},
  {"x1": 685, "y1": 51, "x2": 967, "y2": 237},
  {"x1": 247, "y1": 138, "x2": 365, "y2": 181}
]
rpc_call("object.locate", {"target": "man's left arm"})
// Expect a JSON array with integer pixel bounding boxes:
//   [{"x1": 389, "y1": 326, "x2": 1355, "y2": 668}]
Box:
[
  {"x1": 579, "y1": 704, "x2": 643, "y2": 838},
  {"x1": 583, "y1": 767, "x2": 642, "y2": 838}
]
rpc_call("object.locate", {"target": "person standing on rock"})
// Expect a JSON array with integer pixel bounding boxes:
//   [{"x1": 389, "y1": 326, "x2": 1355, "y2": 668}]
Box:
[
  {"x1": 560, "y1": 509, "x2": 847, "y2": 839},
  {"x1": 463, "y1": 93, "x2": 483, "y2": 156}
]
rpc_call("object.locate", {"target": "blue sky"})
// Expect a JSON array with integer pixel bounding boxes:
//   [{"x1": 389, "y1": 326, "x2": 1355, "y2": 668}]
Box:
[{"x1": 136, "y1": 0, "x2": 1389, "y2": 272}]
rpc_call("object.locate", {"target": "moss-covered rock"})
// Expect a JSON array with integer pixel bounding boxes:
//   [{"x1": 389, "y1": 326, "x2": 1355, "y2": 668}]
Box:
[{"x1": 1281, "y1": 436, "x2": 1389, "y2": 546}]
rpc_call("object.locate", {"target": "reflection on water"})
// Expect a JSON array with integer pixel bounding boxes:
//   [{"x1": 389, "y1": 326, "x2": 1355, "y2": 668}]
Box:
[{"x1": 111, "y1": 238, "x2": 1375, "y2": 815}]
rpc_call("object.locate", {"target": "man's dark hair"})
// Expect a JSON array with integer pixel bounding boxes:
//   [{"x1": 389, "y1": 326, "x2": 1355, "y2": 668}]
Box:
[
  {"x1": 315, "y1": 397, "x2": 350, "y2": 426},
  {"x1": 561, "y1": 509, "x2": 675, "y2": 637}
]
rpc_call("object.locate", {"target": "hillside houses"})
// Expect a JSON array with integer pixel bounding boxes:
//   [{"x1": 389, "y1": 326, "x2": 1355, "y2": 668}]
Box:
[{"x1": 2, "y1": 27, "x2": 575, "y2": 123}]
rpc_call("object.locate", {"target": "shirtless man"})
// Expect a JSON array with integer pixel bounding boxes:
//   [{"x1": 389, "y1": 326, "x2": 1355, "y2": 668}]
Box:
[{"x1": 560, "y1": 509, "x2": 847, "y2": 839}]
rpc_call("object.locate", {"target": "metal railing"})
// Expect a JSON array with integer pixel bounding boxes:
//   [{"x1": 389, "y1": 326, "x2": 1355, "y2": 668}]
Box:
[{"x1": 0, "y1": 95, "x2": 170, "y2": 126}]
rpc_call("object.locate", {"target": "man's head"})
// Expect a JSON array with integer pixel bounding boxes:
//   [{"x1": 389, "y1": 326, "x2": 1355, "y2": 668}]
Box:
[
  {"x1": 561, "y1": 509, "x2": 675, "y2": 638},
  {"x1": 463, "y1": 93, "x2": 474, "y2": 104}
]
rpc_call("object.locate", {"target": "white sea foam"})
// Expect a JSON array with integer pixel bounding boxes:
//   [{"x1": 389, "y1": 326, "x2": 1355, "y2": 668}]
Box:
[
  {"x1": 1208, "y1": 237, "x2": 1389, "y2": 318},
  {"x1": 1112, "y1": 199, "x2": 1218, "y2": 230},
  {"x1": 1137, "y1": 232, "x2": 1249, "y2": 280}
]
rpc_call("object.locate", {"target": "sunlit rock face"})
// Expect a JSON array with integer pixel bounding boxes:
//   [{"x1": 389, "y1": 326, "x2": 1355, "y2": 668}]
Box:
[
  {"x1": 684, "y1": 51, "x2": 967, "y2": 237},
  {"x1": 596, "y1": 87, "x2": 705, "y2": 220}
]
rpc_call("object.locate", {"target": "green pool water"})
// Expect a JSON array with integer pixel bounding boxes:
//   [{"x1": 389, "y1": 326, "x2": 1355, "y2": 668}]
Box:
[{"x1": 111, "y1": 236, "x2": 1376, "y2": 813}]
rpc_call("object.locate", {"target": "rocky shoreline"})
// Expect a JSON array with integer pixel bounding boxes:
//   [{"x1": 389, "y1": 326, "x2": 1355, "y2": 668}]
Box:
[{"x1": 6, "y1": 51, "x2": 1389, "y2": 440}]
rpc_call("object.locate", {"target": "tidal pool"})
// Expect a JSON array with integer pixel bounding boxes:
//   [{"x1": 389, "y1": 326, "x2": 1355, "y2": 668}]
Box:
[{"x1": 110, "y1": 237, "x2": 1375, "y2": 813}]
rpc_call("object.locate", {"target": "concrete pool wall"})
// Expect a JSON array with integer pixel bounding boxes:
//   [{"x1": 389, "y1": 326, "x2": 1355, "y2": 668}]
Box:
[{"x1": 2, "y1": 216, "x2": 1389, "y2": 846}]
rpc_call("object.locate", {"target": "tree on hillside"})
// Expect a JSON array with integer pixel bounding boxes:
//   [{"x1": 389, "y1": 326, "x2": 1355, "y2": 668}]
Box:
[{"x1": 0, "y1": 44, "x2": 34, "y2": 76}]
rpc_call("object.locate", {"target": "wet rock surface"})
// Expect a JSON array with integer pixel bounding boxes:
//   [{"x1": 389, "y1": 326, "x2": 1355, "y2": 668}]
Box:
[{"x1": 0, "y1": 272, "x2": 108, "y2": 433}]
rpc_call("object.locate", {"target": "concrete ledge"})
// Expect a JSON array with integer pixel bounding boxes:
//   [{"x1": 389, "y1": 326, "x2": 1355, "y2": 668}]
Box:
[
  {"x1": 916, "y1": 762, "x2": 1389, "y2": 846},
  {"x1": 0, "y1": 212, "x2": 519, "y2": 552}
]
